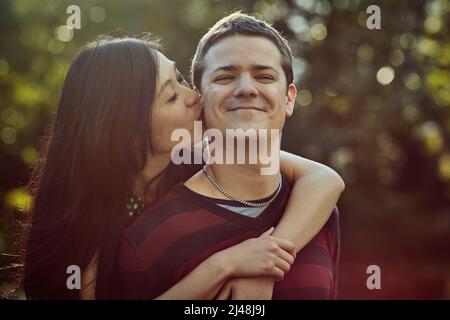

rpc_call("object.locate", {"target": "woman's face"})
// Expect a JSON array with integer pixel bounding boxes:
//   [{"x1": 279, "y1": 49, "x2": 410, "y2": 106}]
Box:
[{"x1": 150, "y1": 52, "x2": 202, "y2": 155}]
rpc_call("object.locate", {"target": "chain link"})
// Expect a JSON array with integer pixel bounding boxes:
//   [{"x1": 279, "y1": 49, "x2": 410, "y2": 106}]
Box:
[{"x1": 202, "y1": 165, "x2": 281, "y2": 207}]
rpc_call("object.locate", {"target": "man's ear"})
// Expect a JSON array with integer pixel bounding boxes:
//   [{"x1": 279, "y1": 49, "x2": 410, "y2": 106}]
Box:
[
  {"x1": 285, "y1": 84, "x2": 297, "y2": 117},
  {"x1": 194, "y1": 87, "x2": 204, "y2": 105}
]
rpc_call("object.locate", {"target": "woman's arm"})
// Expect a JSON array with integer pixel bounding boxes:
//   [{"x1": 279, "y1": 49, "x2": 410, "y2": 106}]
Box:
[
  {"x1": 156, "y1": 228, "x2": 295, "y2": 300},
  {"x1": 154, "y1": 251, "x2": 231, "y2": 300},
  {"x1": 273, "y1": 151, "x2": 345, "y2": 253},
  {"x1": 80, "y1": 228, "x2": 296, "y2": 300},
  {"x1": 217, "y1": 151, "x2": 345, "y2": 300}
]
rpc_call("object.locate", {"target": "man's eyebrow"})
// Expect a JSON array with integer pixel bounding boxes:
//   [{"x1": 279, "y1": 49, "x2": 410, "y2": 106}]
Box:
[
  {"x1": 252, "y1": 65, "x2": 279, "y2": 73},
  {"x1": 212, "y1": 64, "x2": 279, "y2": 74},
  {"x1": 212, "y1": 65, "x2": 238, "y2": 73}
]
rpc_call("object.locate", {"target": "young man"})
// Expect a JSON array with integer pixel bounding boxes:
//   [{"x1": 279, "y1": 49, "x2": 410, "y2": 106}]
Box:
[{"x1": 115, "y1": 12, "x2": 341, "y2": 300}]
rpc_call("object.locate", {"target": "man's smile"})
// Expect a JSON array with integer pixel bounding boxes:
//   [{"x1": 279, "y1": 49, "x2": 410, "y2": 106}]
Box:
[{"x1": 227, "y1": 105, "x2": 265, "y2": 111}]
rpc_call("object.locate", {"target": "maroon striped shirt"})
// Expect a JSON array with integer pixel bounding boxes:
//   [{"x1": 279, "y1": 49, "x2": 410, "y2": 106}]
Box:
[{"x1": 115, "y1": 174, "x2": 340, "y2": 299}]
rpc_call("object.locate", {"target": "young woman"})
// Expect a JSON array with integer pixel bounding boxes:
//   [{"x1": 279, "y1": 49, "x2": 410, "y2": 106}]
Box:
[{"x1": 22, "y1": 36, "x2": 344, "y2": 299}]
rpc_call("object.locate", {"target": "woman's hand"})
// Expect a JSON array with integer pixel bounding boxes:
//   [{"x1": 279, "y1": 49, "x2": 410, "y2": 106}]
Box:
[{"x1": 214, "y1": 227, "x2": 296, "y2": 281}]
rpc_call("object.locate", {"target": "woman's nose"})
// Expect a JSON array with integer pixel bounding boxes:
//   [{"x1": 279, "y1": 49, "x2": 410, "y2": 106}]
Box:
[{"x1": 187, "y1": 90, "x2": 200, "y2": 108}]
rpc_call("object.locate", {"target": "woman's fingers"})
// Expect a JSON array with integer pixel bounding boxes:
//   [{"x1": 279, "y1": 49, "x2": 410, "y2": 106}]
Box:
[
  {"x1": 260, "y1": 227, "x2": 275, "y2": 237},
  {"x1": 270, "y1": 265, "x2": 285, "y2": 280},
  {"x1": 216, "y1": 282, "x2": 232, "y2": 300},
  {"x1": 259, "y1": 228, "x2": 297, "y2": 258},
  {"x1": 270, "y1": 236, "x2": 296, "y2": 256},
  {"x1": 274, "y1": 255, "x2": 291, "y2": 274},
  {"x1": 275, "y1": 247, "x2": 295, "y2": 266}
]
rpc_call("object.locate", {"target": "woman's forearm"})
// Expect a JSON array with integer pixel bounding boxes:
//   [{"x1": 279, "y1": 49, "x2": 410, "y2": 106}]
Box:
[
  {"x1": 82, "y1": 254, "x2": 230, "y2": 300},
  {"x1": 155, "y1": 252, "x2": 232, "y2": 300},
  {"x1": 274, "y1": 151, "x2": 345, "y2": 253}
]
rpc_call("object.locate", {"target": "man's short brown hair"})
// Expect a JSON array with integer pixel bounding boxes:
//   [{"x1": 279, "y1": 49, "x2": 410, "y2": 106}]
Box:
[{"x1": 191, "y1": 12, "x2": 294, "y2": 91}]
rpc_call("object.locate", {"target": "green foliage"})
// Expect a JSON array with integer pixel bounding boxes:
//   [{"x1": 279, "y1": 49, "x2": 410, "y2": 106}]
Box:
[{"x1": 1, "y1": 0, "x2": 449, "y2": 299}]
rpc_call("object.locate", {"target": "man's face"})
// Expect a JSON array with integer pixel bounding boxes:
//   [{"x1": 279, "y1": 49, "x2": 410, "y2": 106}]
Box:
[{"x1": 199, "y1": 35, "x2": 297, "y2": 132}]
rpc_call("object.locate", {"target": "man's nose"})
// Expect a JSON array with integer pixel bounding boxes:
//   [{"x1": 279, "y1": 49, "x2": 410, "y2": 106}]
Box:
[{"x1": 233, "y1": 74, "x2": 258, "y2": 98}]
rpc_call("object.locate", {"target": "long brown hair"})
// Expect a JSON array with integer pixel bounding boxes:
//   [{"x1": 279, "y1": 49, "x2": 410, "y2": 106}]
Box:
[{"x1": 22, "y1": 36, "x2": 162, "y2": 299}]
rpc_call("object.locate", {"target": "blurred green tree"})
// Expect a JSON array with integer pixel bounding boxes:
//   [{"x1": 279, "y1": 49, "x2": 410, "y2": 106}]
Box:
[{"x1": 1, "y1": 0, "x2": 449, "y2": 299}]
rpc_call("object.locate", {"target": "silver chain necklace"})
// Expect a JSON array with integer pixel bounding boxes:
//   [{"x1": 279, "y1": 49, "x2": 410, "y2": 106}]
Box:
[{"x1": 202, "y1": 165, "x2": 282, "y2": 207}]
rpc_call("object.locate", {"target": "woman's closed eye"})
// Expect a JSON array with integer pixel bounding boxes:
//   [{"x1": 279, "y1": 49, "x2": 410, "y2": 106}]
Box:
[
  {"x1": 167, "y1": 92, "x2": 178, "y2": 103},
  {"x1": 167, "y1": 73, "x2": 187, "y2": 103}
]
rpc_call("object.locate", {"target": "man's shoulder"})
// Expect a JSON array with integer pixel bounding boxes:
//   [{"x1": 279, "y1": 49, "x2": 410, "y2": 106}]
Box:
[
  {"x1": 327, "y1": 206, "x2": 340, "y2": 230},
  {"x1": 122, "y1": 186, "x2": 200, "y2": 248}
]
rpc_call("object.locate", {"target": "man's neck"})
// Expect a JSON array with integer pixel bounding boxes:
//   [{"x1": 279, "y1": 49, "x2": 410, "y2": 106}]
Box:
[{"x1": 185, "y1": 162, "x2": 281, "y2": 201}]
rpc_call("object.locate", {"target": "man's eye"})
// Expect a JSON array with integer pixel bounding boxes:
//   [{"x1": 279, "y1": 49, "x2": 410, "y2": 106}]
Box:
[
  {"x1": 167, "y1": 93, "x2": 178, "y2": 103},
  {"x1": 257, "y1": 75, "x2": 275, "y2": 80},
  {"x1": 215, "y1": 76, "x2": 234, "y2": 82}
]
